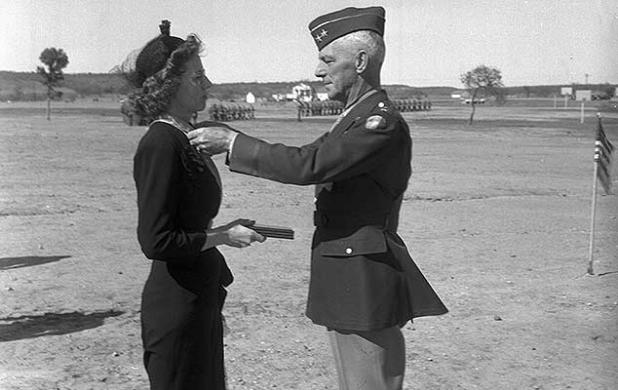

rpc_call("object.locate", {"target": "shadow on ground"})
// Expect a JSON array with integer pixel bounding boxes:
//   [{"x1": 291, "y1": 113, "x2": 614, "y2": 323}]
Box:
[
  {"x1": 0, "y1": 310, "x2": 124, "y2": 342},
  {"x1": 0, "y1": 255, "x2": 70, "y2": 270}
]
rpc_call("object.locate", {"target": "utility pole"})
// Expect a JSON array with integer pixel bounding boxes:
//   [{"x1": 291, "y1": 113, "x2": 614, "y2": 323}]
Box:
[{"x1": 585, "y1": 73, "x2": 590, "y2": 84}]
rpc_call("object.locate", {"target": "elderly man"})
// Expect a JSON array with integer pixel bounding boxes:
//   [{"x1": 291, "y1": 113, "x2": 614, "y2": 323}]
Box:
[{"x1": 190, "y1": 6, "x2": 447, "y2": 390}]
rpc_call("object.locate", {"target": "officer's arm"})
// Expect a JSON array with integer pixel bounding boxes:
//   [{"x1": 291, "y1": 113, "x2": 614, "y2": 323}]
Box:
[{"x1": 228, "y1": 117, "x2": 404, "y2": 185}]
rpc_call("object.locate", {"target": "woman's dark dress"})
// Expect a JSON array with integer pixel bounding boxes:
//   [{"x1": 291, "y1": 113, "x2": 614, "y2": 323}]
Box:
[{"x1": 133, "y1": 120, "x2": 232, "y2": 390}]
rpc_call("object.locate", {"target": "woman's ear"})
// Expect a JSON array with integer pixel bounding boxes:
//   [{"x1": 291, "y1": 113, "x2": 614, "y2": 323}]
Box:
[{"x1": 355, "y1": 50, "x2": 368, "y2": 74}]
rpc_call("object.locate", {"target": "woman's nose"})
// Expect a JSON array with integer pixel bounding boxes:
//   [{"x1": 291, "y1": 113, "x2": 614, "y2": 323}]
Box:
[{"x1": 201, "y1": 75, "x2": 213, "y2": 90}]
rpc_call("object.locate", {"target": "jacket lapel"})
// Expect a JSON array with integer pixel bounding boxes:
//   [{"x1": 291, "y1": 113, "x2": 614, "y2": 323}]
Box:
[
  {"x1": 152, "y1": 117, "x2": 223, "y2": 192},
  {"x1": 330, "y1": 113, "x2": 358, "y2": 136},
  {"x1": 329, "y1": 90, "x2": 385, "y2": 136}
]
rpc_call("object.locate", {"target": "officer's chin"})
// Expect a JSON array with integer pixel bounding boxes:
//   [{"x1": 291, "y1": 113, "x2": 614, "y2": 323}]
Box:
[
  {"x1": 328, "y1": 91, "x2": 344, "y2": 103},
  {"x1": 326, "y1": 88, "x2": 338, "y2": 100}
]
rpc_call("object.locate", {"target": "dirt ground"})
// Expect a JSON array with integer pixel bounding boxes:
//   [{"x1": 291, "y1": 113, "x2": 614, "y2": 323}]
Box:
[{"x1": 0, "y1": 100, "x2": 616, "y2": 389}]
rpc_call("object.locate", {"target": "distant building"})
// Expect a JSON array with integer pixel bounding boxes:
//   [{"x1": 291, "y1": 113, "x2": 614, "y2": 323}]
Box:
[
  {"x1": 246, "y1": 92, "x2": 256, "y2": 104},
  {"x1": 271, "y1": 93, "x2": 286, "y2": 102},
  {"x1": 450, "y1": 90, "x2": 485, "y2": 104},
  {"x1": 316, "y1": 92, "x2": 329, "y2": 101},
  {"x1": 451, "y1": 90, "x2": 467, "y2": 99},
  {"x1": 292, "y1": 83, "x2": 314, "y2": 102}
]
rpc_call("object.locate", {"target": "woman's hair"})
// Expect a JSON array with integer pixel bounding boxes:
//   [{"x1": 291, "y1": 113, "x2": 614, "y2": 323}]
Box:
[{"x1": 125, "y1": 21, "x2": 202, "y2": 120}]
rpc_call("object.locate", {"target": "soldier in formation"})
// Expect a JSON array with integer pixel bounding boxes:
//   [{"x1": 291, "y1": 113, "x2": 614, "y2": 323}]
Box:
[
  {"x1": 297, "y1": 99, "x2": 345, "y2": 119},
  {"x1": 391, "y1": 97, "x2": 432, "y2": 112},
  {"x1": 208, "y1": 102, "x2": 255, "y2": 121}
]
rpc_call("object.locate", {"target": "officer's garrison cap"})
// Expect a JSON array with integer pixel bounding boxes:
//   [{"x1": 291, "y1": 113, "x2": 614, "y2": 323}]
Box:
[{"x1": 308, "y1": 6, "x2": 385, "y2": 51}]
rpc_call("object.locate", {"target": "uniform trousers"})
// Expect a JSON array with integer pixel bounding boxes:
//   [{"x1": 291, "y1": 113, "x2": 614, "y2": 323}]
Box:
[{"x1": 328, "y1": 326, "x2": 405, "y2": 390}]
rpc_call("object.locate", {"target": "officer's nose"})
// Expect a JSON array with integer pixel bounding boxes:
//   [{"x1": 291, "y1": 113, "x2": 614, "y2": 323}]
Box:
[{"x1": 315, "y1": 62, "x2": 326, "y2": 79}]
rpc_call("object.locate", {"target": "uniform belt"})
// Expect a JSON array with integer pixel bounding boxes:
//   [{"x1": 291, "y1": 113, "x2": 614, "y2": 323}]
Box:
[{"x1": 313, "y1": 211, "x2": 389, "y2": 228}]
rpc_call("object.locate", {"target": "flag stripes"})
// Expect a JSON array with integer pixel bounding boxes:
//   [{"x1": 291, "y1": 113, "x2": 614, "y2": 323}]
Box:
[{"x1": 594, "y1": 116, "x2": 614, "y2": 195}]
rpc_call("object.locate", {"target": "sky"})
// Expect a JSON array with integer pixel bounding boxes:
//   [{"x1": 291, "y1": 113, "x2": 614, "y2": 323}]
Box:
[{"x1": 1, "y1": 0, "x2": 616, "y2": 87}]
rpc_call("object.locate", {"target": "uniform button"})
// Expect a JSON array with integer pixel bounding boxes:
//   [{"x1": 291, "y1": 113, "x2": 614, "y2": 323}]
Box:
[
  {"x1": 345, "y1": 248, "x2": 353, "y2": 254},
  {"x1": 378, "y1": 102, "x2": 385, "y2": 108}
]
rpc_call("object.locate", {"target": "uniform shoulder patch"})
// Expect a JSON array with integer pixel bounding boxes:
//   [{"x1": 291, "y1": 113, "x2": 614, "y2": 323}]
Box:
[{"x1": 365, "y1": 115, "x2": 387, "y2": 130}]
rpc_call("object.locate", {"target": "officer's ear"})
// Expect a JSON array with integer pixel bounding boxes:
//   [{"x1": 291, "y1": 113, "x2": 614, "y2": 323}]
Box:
[{"x1": 355, "y1": 50, "x2": 369, "y2": 74}]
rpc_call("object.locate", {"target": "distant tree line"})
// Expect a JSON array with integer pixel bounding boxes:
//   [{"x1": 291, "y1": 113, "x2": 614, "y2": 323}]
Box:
[
  {"x1": 0, "y1": 71, "x2": 131, "y2": 101},
  {"x1": 0, "y1": 73, "x2": 431, "y2": 102},
  {"x1": 0, "y1": 71, "x2": 615, "y2": 102},
  {"x1": 507, "y1": 83, "x2": 616, "y2": 99}
]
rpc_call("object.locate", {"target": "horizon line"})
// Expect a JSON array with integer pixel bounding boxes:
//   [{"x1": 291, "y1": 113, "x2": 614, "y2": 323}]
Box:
[{"x1": 1, "y1": 70, "x2": 617, "y2": 90}]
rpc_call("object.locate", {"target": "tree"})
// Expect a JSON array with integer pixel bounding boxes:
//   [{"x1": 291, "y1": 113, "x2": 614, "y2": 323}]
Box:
[
  {"x1": 460, "y1": 65, "x2": 504, "y2": 125},
  {"x1": 36, "y1": 48, "x2": 69, "y2": 120}
]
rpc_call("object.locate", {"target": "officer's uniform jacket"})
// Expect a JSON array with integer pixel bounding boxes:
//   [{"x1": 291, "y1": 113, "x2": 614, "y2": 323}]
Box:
[{"x1": 229, "y1": 89, "x2": 447, "y2": 331}]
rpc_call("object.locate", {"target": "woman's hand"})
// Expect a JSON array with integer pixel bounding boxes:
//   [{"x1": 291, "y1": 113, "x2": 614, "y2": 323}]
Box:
[
  {"x1": 221, "y1": 219, "x2": 266, "y2": 248},
  {"x1": 204, "y1": 219, "x2": 265, "y2": 249}
]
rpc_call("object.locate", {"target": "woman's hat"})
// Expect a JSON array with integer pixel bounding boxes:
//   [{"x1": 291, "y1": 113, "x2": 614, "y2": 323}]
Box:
[{"x1": 128, "y1": 20, "x2": 185, "y2": 87}]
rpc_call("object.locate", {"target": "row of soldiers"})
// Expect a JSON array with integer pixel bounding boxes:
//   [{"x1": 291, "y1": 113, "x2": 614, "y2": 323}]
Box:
[
  {"x1": 296, "y1": 100, "x2": 345, "y2": 118},
  {"x1": 208, "y1": 103, "x2": 255, "y2": 121},
  {"x1": 296, "y1": 98, "x2": 431, "y2": 120},
  {"x1": 392, "y1": 98, "x2": 432, "y2": 112}
]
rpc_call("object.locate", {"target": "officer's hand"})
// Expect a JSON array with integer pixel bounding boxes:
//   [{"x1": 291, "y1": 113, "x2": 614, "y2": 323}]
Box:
[{"x1": 188, "y1": 127, "x2": 237, "y2": 155}]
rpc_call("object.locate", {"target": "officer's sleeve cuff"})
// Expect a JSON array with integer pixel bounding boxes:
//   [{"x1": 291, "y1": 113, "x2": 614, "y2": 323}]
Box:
[{"x1": 226, "y1": 132, "x2": 239, "y2": 165}]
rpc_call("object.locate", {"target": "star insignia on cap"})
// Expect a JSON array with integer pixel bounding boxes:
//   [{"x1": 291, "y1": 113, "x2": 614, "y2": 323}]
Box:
[{"x1": 315, "y1": 29, "x2": 329, "y2": 42}]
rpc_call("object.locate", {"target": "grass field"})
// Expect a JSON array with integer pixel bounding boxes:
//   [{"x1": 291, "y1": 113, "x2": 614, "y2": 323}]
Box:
[{"x1": 0, "y1": 99, "x2": 617, "y2": 389}]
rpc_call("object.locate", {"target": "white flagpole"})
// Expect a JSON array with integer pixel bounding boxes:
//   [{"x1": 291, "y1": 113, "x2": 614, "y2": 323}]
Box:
[
  {"x1": 580, "y1": 101, "x2": 585, "y2": 123},
  {"x1": 587, "y1": 112, "x2": 602, "y2": 275},
  {"x1": 587, "y1": 159, "x2": 598, "y2": 275}
]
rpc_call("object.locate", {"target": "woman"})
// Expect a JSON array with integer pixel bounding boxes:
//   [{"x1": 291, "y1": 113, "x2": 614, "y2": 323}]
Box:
[{"x1": 129, "y1": 21, "x2": 264, "y2": 389}]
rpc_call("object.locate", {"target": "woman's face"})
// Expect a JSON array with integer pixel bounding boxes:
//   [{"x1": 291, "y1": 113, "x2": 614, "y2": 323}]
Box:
[{"x1": 173, "y1": 54, "x2": 212, "y2": 115}]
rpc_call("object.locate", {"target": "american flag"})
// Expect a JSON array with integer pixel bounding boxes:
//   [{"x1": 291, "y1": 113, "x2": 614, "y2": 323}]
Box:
[{"x1": 594, "y1": 116, "x2": 614, "y2": 195}]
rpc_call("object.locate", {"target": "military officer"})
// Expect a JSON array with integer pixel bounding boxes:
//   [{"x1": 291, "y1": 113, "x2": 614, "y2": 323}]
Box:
[{"x1": 188, "y1": 6, "x2": 448, "y2": 390}]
